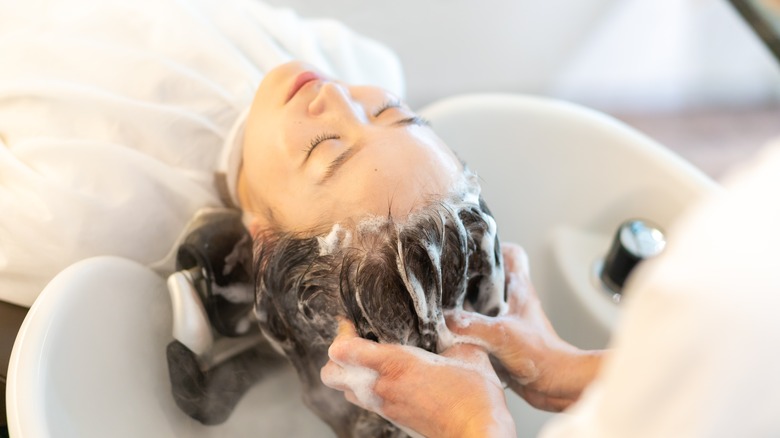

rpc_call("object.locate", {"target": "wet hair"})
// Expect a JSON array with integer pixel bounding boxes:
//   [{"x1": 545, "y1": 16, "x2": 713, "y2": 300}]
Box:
[{"x1": 252, "y1": 170, "x2": 505, "y2": 438}]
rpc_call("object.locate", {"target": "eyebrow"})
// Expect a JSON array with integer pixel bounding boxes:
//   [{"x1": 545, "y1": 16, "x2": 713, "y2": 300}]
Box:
[
  {"x1": 393, "y1": 116, "x2": 431, "y2": 127},
  {"x1": 317, "y1": 116, "x2": 431, "y2": 185}
]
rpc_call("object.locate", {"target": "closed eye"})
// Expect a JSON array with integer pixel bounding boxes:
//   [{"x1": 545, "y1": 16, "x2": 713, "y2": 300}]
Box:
[
  {"x1": 374, "y1": 99, "x2": 430, "y2": 127},
  {"x1": 373, "y1": 99, "x2": 403, "y2": 118},
  {"x1": 305, "y1": 133, "x2": 340, "y2": 159}
]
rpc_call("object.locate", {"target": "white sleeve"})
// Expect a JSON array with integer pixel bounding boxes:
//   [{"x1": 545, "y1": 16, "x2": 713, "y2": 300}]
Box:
[
  {"x1": 247, "y1": 0, "x2": 405, "y2": 96},
  {"x1": 541, "y1": 141, "x2": 780, "y2": 437}
]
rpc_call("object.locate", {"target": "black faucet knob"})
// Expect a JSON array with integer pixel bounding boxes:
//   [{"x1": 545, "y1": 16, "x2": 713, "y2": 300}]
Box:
[{"x1": 601, "y1": 219, "x2": 666, "y2": 296}]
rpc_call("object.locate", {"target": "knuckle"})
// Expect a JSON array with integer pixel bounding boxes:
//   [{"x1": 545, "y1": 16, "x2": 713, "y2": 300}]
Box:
[
  {"x1": 373, "y1": 376, "x2": 399, "y2": 404},
  {"x1": 494, "y1": 322, "x2": 512, "y2": 349},
  {"x1": 328, "y1": 338, "x2": 350, "y2": 362},
  {"x1": 372, "y1": 376, "x2": 389, "y2": 399},
  {"x1": 379, "y1": 357, "x2": 405, "y2": 381}
]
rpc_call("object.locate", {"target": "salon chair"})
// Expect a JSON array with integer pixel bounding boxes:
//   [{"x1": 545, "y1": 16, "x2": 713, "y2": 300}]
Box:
[
  {"x1": 0, "y1": 302, "x2": 26, "y2": 435},
  {"x1": 5, "y1": 94, "x2": 716, "y2": 438}
]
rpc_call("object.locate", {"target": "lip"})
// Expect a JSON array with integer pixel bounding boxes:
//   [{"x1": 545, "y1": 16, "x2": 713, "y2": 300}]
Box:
[{"x1": 286, "y1": 71, "x2": 322, "y2": 103}]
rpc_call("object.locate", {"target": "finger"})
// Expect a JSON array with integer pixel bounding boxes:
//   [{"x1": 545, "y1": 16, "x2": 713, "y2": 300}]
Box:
[
  {"x1": 505, "y1": 272, "x2": 530, "y2": 315},
  {"x1": 321, "y1": 360, "x2": 351, "y2": 391},
  {"x1": 444, "y1": 311, "x2": 508, "y2": 355},
  {"x1": 341, "y1": 380, "x2": 384, "y2": 414},
  {"x1": 343, "y1": 389, "x2": 361, "y2": 408},
  {"x1": 322, "y1": 357, "x2": 386, "y2": 413},
  {"x1": 328, "y1": 330, "x2": 399, "y2": 371},
  {"x1": 510, "y1": 381, "x2": 572, "y2": 413},
  {"x1": 501, "y1": 243, "x2": 530, "y2": 279},
  {"x1": 441, "y1": 342, "x2": 484, "y2": 358},
  {"x1": 329, "y1": 317, "x2": 376, "y2": 363},
  {"x1": 441, "y1": 343, "x2": 492, "y2": 368},
  {"x1": 336, "y1": 316, "x2": 359, "y2": 339}
]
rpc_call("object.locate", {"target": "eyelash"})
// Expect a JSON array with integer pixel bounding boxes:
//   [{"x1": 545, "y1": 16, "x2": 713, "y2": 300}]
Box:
[
  {"x1": 306, "y1": 132, "x2": 340, "y2": 155},
  {"x1": 305, "y1": 99, "x2": 405, "y2": 156},
  {"x1": 373, "y1": 99, "x2": 402, "y2": 117}
]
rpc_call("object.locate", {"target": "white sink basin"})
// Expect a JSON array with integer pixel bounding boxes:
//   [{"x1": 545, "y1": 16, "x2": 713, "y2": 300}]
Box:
[
  {"x1": 7, "y1": 256, "x2": 331, "y2": 437},
  {"x1": 422, "y1": 94, "x2": 716, "y2": 347},
  {"x1": 7, "y1": 94, "x2": 716, "y2": 438}
]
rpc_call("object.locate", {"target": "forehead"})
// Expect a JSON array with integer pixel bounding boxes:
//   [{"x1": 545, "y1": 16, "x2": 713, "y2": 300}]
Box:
[{"x1": 309, "y1": 128, "x2": 463, "y2": 224}]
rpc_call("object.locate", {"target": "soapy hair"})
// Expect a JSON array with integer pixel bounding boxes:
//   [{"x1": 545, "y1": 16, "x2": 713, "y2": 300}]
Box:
[{"x1": 252, "y1": 170, "x2": 504, "y2": 438}]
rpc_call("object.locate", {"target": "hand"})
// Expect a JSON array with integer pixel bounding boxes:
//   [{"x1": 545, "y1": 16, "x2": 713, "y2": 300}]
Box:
[
  {"x1": 446, "y1": 243, "x2": 603, "y2": 412},
  {"x1": 321, "y1": 319, "x2": 516, "y2": 438}
]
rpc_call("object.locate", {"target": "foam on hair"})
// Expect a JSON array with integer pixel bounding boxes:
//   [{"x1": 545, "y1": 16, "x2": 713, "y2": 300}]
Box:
[{"x1": 252, "y1": 168, "x2": 504, "y2": 438}]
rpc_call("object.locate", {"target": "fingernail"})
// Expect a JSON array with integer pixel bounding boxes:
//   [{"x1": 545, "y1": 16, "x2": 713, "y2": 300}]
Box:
[{"x1": 337, "y1": 317, "x2": 355, "y2": 336}]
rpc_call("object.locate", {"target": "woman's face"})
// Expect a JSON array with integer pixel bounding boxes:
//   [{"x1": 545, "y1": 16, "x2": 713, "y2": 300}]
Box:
[{"x1": 239, "y1": 61, "x2": 463, "y2": 234}]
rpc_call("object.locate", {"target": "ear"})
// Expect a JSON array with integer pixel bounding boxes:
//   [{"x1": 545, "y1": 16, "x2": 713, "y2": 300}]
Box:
[
  {"x1": 243, "y1": 211, "x2": 271, "y2": 238},
  {"x1": 236, "y1": 165, "x2": 272, "y2": 238}
]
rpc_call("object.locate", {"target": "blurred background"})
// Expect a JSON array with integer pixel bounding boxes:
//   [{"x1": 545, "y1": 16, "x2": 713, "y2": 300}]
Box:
[{"x1": 266, "y1": 0, "x2": 780, "y2": 181}]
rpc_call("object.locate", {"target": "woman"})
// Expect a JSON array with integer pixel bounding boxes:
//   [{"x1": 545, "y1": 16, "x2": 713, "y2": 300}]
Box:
[
  {"x1": 171, "y1": 60, "x2": 510, "y2": 436},
  {"x1": 169, "y1": 62, "x2": 505, "y2": 436}
]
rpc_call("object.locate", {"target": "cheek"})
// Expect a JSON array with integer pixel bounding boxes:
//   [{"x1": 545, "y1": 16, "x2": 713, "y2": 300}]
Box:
[
  {"x1": 280, "y1": 115, "x2": 326, "y2": 159},
  {"x1": 245, "y1": 119, "x2": 295, "y2": 177}
]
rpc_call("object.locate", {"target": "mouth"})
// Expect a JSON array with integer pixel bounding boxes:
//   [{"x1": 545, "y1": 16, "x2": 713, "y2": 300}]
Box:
[{"x1": 286, "y1": 71, "x2": 322, "y2": 103}]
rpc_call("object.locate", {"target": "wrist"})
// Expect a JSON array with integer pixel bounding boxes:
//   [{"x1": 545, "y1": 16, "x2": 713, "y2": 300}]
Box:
[
  {"x1": 460, "y1": 398, "x2": 516, "y2": 438},
  {"x1": 462, "y1": 413, "x2": 515, "y2": 438},
  {"x1": 544, "y1": 346, "x2": 604, "y2": 402}
]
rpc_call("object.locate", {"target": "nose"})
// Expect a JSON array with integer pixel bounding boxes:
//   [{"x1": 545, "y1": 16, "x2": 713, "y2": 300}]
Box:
[{"x1": 308, "y1": 82, "x2": 366, "y2": 122}]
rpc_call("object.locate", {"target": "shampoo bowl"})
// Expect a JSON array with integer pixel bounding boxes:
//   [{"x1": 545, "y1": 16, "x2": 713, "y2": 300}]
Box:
[{"x1": 7, "y1": 94, "x2": 717, "y2": 438}]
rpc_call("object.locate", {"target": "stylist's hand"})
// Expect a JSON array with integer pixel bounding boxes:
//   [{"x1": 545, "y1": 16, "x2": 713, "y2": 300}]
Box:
[
  {"x1": 447, "y1": 243, "x2": 603, "y2": 412},
  {"x1": 321, "y1": 320, "x2": 516, "y2": 438}
]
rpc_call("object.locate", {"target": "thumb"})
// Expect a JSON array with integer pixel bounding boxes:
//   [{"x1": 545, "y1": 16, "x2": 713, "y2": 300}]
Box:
[
  {"x1": 444, "y1": 310, "x2": 510, "y2": 356},
  {"x1": 441, "y1": 343, "x2": 490, "y2": 365}
]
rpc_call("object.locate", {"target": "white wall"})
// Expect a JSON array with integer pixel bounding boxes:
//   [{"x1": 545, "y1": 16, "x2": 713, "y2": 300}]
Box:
[
  {"x1": 262, "y1": 0, "x2": 616, "y2": 107},
  {"x1": 264, "y1": 0, "x2": 780, "y2": 111},
  {"x1": 552, "y1": 0, "x2": 780, "y2": 111}
]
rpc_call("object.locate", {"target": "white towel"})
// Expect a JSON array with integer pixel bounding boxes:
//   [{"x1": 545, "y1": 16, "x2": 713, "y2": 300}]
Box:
[{"x1": 0, "y1": 0, "x2": 405, "y2": 307}]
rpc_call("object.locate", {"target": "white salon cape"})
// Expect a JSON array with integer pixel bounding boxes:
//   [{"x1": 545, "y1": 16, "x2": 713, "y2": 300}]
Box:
[
  {"x1": 541, "y1": 141, "x2": 780, "y2": 437},
  {"x1": 0, "y1": 0, "x2": 404, "y2": 307}
]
